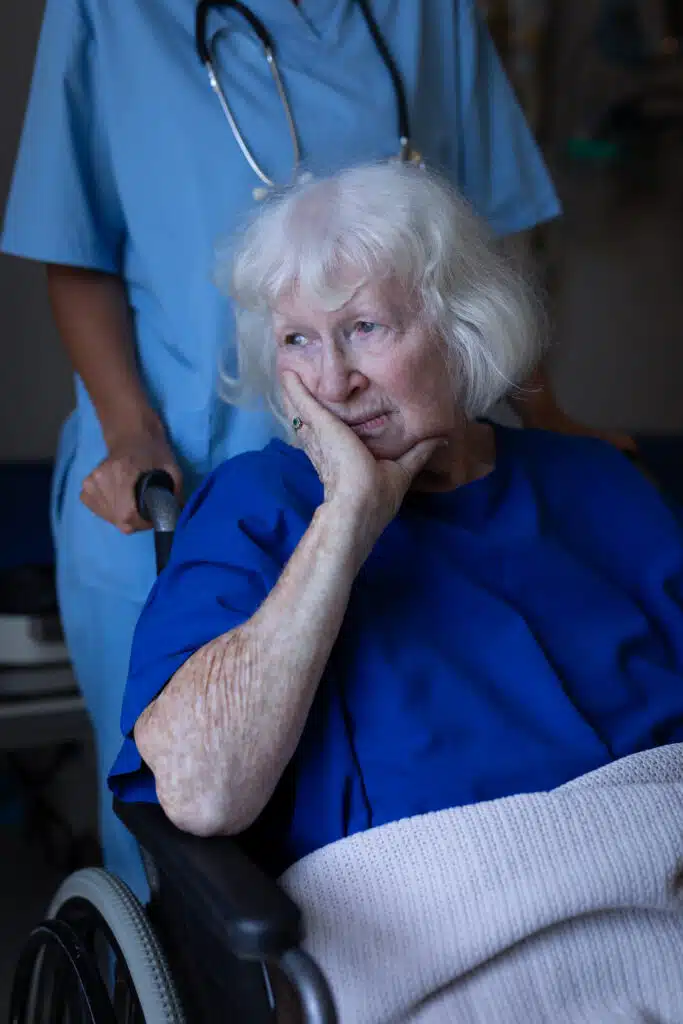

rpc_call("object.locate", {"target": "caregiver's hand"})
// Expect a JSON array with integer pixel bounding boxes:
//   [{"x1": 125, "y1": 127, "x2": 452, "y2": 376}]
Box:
[
  {"x1": 282, "y1": 372, "x2": 444, "y2": 539},
  {"x1": 80, "y1": 420, "x2": 183, "y2": 534},
  {"x1": 535, "y1": 406, "x2": 637, "y2": 453}
]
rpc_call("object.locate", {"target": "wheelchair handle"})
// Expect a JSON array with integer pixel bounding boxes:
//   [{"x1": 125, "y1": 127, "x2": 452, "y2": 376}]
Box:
[
  {"x1": 277, "y1": 948, "x2": 338, "y2": 1024},
  {"x1": 134, "y1": 470, "x2": 182, "y2": 574}
]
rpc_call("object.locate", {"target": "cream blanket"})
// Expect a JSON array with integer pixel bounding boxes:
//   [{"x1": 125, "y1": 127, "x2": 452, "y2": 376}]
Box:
[{"x1": 280, "y1": 746, "x2": 683, "y2": 1023}]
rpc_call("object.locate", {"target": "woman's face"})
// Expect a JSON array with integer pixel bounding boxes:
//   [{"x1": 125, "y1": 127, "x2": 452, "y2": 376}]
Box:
[{"x1": 273, "y1": 280, "x2": 460, "y2": 460}]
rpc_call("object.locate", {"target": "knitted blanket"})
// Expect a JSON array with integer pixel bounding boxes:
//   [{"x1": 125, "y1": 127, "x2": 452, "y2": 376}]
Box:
[{"x1": 280, "y1": 746, "x2": 683, "y2": 1023}]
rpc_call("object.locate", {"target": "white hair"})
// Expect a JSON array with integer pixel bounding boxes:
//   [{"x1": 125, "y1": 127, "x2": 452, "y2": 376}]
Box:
[{"x1": 215, "y1": 163, "x2": 545, "y2": 421}]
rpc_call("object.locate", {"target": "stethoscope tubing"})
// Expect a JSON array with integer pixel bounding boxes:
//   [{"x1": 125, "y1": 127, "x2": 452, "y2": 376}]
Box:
[{"x1": 194, "y1": 0, "x2": 414, "y2": 189}]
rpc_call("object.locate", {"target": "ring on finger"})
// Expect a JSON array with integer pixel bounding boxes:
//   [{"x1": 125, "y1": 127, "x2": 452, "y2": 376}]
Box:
[{"x1": 292, "y1": 416, "x2": 304, "y2": 433}]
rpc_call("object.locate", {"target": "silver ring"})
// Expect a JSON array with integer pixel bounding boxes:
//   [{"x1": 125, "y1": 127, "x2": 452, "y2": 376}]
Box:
[{"x1": 292, "y1": 416, "x2": 303, "y2": 432}]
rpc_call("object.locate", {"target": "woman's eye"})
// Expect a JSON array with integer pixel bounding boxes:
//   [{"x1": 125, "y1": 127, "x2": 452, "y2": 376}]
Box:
[
  {"x1": 354, "y1": 321, "x2": 379, "y2": 336},
  {"x1": 283, "y1": 333, "x2": 308, "y2": 347}
]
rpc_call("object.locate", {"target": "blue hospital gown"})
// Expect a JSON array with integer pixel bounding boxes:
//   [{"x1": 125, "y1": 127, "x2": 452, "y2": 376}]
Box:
[{"x1": 110, "y1": 427, "x2": 683, "y2": 873}]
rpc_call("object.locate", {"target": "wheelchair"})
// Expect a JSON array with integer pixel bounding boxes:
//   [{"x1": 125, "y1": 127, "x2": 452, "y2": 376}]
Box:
[
  {"x1": 8, "y1": 471, "x2": 337, "y2": 1024},
  {"x1": 8, "y1": 437, "x2": 683, "y2": 1024}
]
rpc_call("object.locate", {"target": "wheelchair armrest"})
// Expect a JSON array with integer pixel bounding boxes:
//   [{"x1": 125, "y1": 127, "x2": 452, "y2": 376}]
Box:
[{"x1": 113, "y1": 798, "x2": 302, "y2": 961}]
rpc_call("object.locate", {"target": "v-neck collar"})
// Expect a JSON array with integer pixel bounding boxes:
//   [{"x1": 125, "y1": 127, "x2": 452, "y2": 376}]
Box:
[
  {"x1": 276, "y1": 0, "x2": 349, "y2": 41},
  {"x1": 205, "y1": 0, "x2": 351, "y2": 47}
]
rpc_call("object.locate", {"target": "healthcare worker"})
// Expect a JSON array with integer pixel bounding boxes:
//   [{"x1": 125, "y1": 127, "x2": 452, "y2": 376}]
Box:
[{"x1": 2, "y1": 0, "x2": 563, "y2": 899}]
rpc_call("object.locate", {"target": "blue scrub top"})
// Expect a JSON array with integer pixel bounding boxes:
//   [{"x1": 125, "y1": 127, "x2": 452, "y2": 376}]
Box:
[
  {"x1": 110, "y1": 427, "x2": 683, "y2": 872},
  {"x1": 1, "y1": 0, "x2": 560, "y2": 601}
]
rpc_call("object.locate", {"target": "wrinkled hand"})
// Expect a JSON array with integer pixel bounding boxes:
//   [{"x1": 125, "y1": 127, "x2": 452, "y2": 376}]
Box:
[
  {"x1": 282, "y1": 372, "x2": 445, "y2": 539},
  {"x1": 80, "y1": 425, "x2": 182, "y2": 534}
]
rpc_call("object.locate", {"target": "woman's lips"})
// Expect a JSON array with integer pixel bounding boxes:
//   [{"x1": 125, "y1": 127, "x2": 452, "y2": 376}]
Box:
[{"x1": 349, "y1": 414, "x2": 389, "y2": 437}]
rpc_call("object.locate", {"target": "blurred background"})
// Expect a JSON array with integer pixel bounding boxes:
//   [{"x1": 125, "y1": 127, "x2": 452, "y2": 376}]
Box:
[
  {"x1": 0, "y1": 0, "x2": 682, "y2": 1014},
  {"x1": 488, "y1": 0, "x2": 683, "y2": 433}
]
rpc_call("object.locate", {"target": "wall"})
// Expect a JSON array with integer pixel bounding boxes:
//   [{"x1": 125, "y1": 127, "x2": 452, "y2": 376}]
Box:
[
  {"x1": 0, "y1": 0, "x2": 73, "y2": 463},
  {"x1": 543, "y1": 0, "x2": 683, "y2": 431},
  {"x1": 549, "y1": 150, "x2": 683, "y2": 433}
]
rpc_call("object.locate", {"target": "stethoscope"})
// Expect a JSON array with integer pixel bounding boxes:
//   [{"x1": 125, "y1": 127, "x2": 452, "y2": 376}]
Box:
[{"x1": 195, "y1": 0, "x2": 422, "y2": 200}]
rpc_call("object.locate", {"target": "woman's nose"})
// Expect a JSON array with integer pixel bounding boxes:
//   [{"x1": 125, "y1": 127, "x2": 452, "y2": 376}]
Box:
[{"x1": 316, "y1": 342, "x2": 367, "y2": 403}]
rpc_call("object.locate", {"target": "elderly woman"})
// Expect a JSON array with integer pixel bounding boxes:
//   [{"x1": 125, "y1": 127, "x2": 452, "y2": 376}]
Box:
[{"x1": 109, "y1": 164, "x2": 683, "y2": 876}]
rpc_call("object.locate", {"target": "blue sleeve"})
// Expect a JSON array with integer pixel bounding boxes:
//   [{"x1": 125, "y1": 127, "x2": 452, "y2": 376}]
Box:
[
  {"x1": 108, "y1": 453, "x2": 302, "y2": 802},
  {"x1": 1, "y1": 0, "x2": 124, "y2": 271},
  {"x1": 455, "y1": 0, "x2": 561, "y2": 236}
]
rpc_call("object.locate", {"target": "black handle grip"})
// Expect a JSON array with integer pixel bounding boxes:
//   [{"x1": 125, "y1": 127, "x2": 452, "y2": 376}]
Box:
[
  {"x1": 134, "y1": 470, "x2": 182, "y2": 574},
  {"x1": 114, "y1": 799, "x2": 303, "y2": 960},
  {"x1": 134, "y1": 470, "x2": 175, "y2": 521}
]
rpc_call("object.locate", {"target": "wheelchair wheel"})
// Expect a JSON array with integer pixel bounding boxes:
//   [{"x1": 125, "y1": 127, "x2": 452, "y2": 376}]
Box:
[{"x1": 10, "y1": 867, "x2": 185, "y2": 1023}]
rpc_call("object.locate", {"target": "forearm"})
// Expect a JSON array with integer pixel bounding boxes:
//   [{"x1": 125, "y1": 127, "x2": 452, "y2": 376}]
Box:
[
  {"x1": 46, "y1": 264, "x2": 161, "y2": 443},
  {"x1": 134, "y1": 500, "x2": 366, "y2": 835},
  {"x1": 508, "y1": 362, "x2": 556, "y2": 427},
  {"x1": 497, "y1": 231, "x2": 559, "y2": 427}
]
